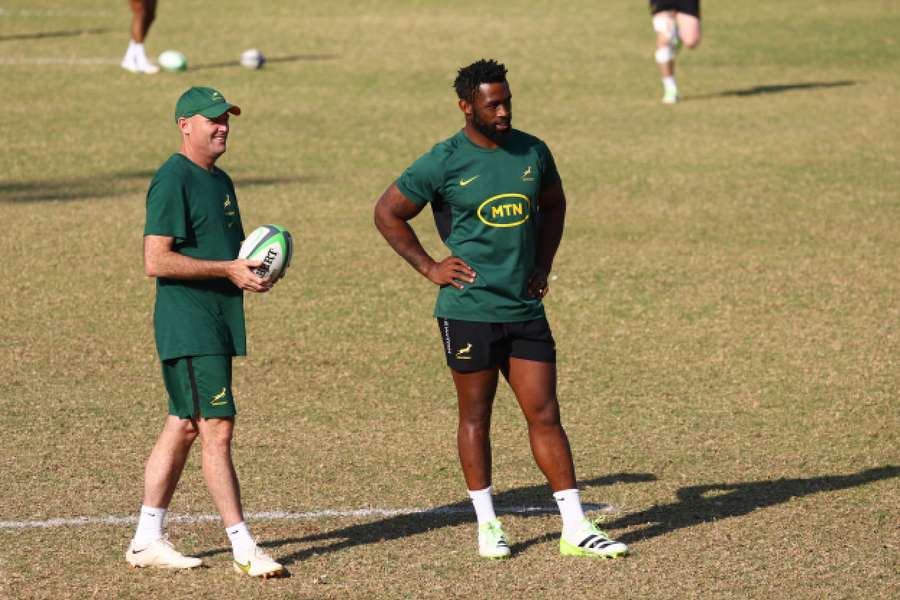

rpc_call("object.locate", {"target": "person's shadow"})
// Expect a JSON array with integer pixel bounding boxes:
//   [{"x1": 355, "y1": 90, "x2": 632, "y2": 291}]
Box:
[
  {"x1": 467, "y1": 465, "x2": 900, "y2": 554},
  {"x1": 195, "y1": 472, "x2": 656, "y2": 564},
  {"x1": 196, "y1": 466, "x2": 897, "y2": 563},
  {"x1": 608, "y1": 464, "x2": 898, "y2": 544},
  {"x1": 684, "y1": 80, "x2": 857, "y2": 101}
]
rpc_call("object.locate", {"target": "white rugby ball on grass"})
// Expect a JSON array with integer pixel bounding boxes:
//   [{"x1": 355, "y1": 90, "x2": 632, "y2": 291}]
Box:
[
  {"x1": 238, "y1": 225, "x2": 293, "y2": 282},
  {"x1": 239, "y1": 48, "x2": 265, "y2": 70},
  {"x1": 158, "y1": 50, "x2": 187, "y2": 72}
]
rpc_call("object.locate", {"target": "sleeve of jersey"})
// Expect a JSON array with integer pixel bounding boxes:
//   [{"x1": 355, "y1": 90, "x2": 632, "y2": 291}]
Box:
[
  {"x1": 144, "y1": 173, "x2": 189, "y2": 242},
  {"x1": 539, "y1": 143, "x2": 562, "y2": 189},
  {"x1": 225, "y1": 175, "x2": 245, "y2": 240},
  {"x1": 396, "y1": 150, "x2": 444, "y2": 208}
]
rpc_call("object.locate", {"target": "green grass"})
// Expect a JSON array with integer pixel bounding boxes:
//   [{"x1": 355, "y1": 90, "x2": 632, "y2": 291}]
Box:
[{"x1": 1, "y1": 1, "x2": 899, "y2": 598}]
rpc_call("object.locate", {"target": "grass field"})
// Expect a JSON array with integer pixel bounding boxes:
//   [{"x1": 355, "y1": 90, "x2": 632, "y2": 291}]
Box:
[{"x1": 1, "y1": 1, "x2": 899, "y2": 598}]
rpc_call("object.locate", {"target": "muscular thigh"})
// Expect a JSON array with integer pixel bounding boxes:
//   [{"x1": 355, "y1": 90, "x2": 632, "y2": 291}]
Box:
[{"x1": 505, "y1": 357, "x2": 560, "y2": 425}]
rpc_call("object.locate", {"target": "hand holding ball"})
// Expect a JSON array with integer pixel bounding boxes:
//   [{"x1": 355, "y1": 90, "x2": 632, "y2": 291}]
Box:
[{"x1": 238, "y1": 225, "x2": 293, "y2": 283}]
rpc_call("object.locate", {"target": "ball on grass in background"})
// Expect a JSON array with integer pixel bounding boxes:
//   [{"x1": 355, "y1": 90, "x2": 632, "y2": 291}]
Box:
[
  {"x1": 158, "y1": 50, "x2": 187, "y2": 72},
  {"x1": 238, "y1": 225, "x2": 293, "y2": 282},
  {"x1": 239, "y1": 48, "x2": 265, "y2": 70}
]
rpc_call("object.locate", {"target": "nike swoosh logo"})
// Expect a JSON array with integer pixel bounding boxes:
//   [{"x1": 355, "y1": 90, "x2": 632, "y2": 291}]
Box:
[
  {"x1": 459, "y1": 175, "x2": 479, "y2": 186},
  {"x1": 235, "y1": 560, "x2": 251, "y2": 573},
  {"x1": 131, "y1": 548, "x2": 147, "y2": 554}
]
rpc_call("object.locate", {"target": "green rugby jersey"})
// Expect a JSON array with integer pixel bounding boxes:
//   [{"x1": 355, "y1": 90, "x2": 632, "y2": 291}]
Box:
[
  {"x1": 144, "y1": 153, "x2": 246, "y2": 361},
  {"x1": 397, "y1": 129, "x2": 560, "y2": 322}
]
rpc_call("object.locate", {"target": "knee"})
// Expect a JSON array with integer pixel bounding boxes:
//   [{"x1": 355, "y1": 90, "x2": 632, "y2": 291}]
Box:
[
  {"x1": 526, "y1": 402, "x2": 561, "y2": 429},
  {"x1": 200, "y1": 419, "x2": 234, "y2": 450},
  {"x1": 682, "y1": 35, "x2": 701, "y2": 49},
  {"x1": 458, "y1": 411, "x2": 491, "y2": 433},
  {"x1": 171, "y1": 418, "x2": 199, "y2": 442}
]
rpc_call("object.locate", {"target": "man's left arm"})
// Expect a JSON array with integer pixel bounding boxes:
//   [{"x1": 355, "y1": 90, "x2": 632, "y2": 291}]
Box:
[{"x1": 528, "y1": 179, "x2": 566, "y2": 299}]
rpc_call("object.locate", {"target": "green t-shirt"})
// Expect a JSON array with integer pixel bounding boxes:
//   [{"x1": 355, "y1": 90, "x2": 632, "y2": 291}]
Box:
[
  {"x1": 397, "y1": 129, "x2": 560, "y2": 322},
  {"x1": 144, "y1": 153, "x2": 246, "y2": 361}
]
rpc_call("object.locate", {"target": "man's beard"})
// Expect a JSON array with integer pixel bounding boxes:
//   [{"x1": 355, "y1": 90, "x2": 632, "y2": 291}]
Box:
[{"x1": 472, "y1": 110, "x2": 510, "y2": 144}]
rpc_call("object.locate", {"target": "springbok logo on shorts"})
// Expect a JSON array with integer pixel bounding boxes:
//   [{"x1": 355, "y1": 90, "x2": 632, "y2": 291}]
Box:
[
  {"x1": 455, "y1": 343, "x2": 473, "y2": 360},
  {"x1": 477, "y1": 193, "x2": 531, "y2": 228},
  {"x1": 210, "y1": 387, "x2": 228, "y2": 406}
]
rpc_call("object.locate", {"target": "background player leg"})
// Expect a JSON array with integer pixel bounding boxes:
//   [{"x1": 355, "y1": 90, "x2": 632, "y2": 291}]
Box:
[
  {"x1": 675, "y1": 12, "x2": 701, "y2": 49},
  {"x1": 122, "y1": 0, "x2": 159, "y2": 74},
  {"x1": 451, "y1": 368, "x2": 510, "y2": 558},
  {"x1": 653, "y1": 10, "x2": 679, "y2": 103}
]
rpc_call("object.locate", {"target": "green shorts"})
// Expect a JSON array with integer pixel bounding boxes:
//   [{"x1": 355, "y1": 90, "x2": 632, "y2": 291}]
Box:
[{"x1": 161, "y1": 355, "x2": 236, "y2": 419}]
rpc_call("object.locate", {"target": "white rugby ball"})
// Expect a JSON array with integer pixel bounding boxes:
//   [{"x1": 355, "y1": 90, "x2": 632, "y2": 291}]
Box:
[
  {"x1": 238, "y1": 225, "x2": 293, "y2": 282},
  {"x1": 158, "y1": 50, "x2": 187, "y2": 72},
  {"x1": 239, "y1": 48, "x2": 265, "y2": 70}
]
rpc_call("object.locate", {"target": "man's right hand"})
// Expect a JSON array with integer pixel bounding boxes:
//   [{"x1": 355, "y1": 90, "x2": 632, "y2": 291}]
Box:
[
  {"x1": 227, "y1": 259, "x2": 272, "y2": 293},
  {"x1": 425, "y1": 257, "x2": 476, "y2": 289}
]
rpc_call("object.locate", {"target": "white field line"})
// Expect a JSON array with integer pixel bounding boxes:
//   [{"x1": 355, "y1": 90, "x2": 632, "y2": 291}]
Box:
[
  {"x1": 0, "y1": 504, "x2": 613, "y2": 531},
  {"x1": 0, "y1": 9, "x2": 113, "y2": 18},
  {"x1": 0, "y1": 57, "x2": 119, "y2": 66}
]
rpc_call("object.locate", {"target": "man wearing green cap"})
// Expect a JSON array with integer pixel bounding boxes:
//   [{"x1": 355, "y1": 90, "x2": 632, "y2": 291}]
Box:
[{"x1": 126, "y1": 87, "x2": 285, "y2": 578}]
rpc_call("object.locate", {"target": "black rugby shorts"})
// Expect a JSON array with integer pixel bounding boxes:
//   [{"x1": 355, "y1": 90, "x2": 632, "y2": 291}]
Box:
[
  {"x1": 437, "y1": 317, "x2": 556, "y2": 373},
  {"x1": 650, "y1": 0, "x2": 700, "y2": 18}
]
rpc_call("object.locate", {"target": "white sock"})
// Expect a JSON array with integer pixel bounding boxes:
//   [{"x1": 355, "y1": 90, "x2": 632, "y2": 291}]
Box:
[
  {"x1": 553, "y1": 489, "x2": 587, "y2": 535},
  {"x1": 467, "y1": 486, "x2": 498, "y2": 525},
  {"x1": 133, "y1": 505, "x2": 166, "y2": 547},
  {"x1": 663, "y1": 76, "x2": 677, "y2": 92},
  {"x1": 226, "y1": 521, "x2": 255, "y2": 556}
]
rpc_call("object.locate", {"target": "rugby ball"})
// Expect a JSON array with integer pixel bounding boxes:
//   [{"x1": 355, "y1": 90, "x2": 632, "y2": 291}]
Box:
[
  {"x1": 238, "y1": 225, "x2": 293, "y2": 282},
  {"x1": 239, "y1": 48, "x2": 265, "y2": 70},
  {"x1": 158, "y1": 50, "x2": 187, "y2": 72}
]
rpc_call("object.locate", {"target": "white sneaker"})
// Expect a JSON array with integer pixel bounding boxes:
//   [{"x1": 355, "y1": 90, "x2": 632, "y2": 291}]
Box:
[
  {"x1": 560, "y1": 520, "x2": 628, "y2": 558},
  {"x1": 121, "y1": 52, "x2": 159, "y2": 74},
  {"x1": 126, "y1": 537, "x2": 203, "y2": 569},
  {"x1": 478, "y1": 519, "x2": 511, "y2": 559},
  {"x1": 233, "y1": 543, "x2": 285, "y2": 578},
  {"x1": 662, "y1": 87, "x2": 679, "y2": 104}
]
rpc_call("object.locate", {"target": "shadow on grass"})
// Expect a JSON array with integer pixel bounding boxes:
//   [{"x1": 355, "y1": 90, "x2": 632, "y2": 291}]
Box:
[
  {"x1": 607, "y1": 464, "x2": 898, "y2": 545},
  {"x1": 685, "y1": 80, "x2": 857, "y2": 101},
  {"x1": 189, "y1": 53, "x2": 340, "y2": 71},
  {"x1": 0, "y1": 28, "x2": 110, "y2": 42},
  {"x1": 510, "y1": 465, "x2": 899, "y2": 553},
  {"x1": 220, "y1": 465, "x2": 896, "y2": 562},
  {"x1": 194, "y1": 472, "x2": 656, "y2": 563},
  {"x1": 0, "y1": 172, "x2": 316, "y2": 203}
]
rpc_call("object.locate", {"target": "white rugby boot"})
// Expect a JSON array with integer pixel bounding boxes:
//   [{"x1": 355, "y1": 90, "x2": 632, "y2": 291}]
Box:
[
  {"x1": 126, "y1": 537, "x2": 203, "y2": 569},
  {"x1": 233, "y1": 542, "x2": 286, "y2": 578}
]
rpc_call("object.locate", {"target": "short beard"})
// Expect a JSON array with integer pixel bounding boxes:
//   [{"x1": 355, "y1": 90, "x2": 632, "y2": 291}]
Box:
[{"x1": 472, "y1": 110, "x2": 510, "y2": 144}]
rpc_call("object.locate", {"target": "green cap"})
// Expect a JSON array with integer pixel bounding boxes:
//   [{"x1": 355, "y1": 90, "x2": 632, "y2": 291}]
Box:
[{"x1": 174, "y1": 87, "x2": 241, "y2": 122}]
